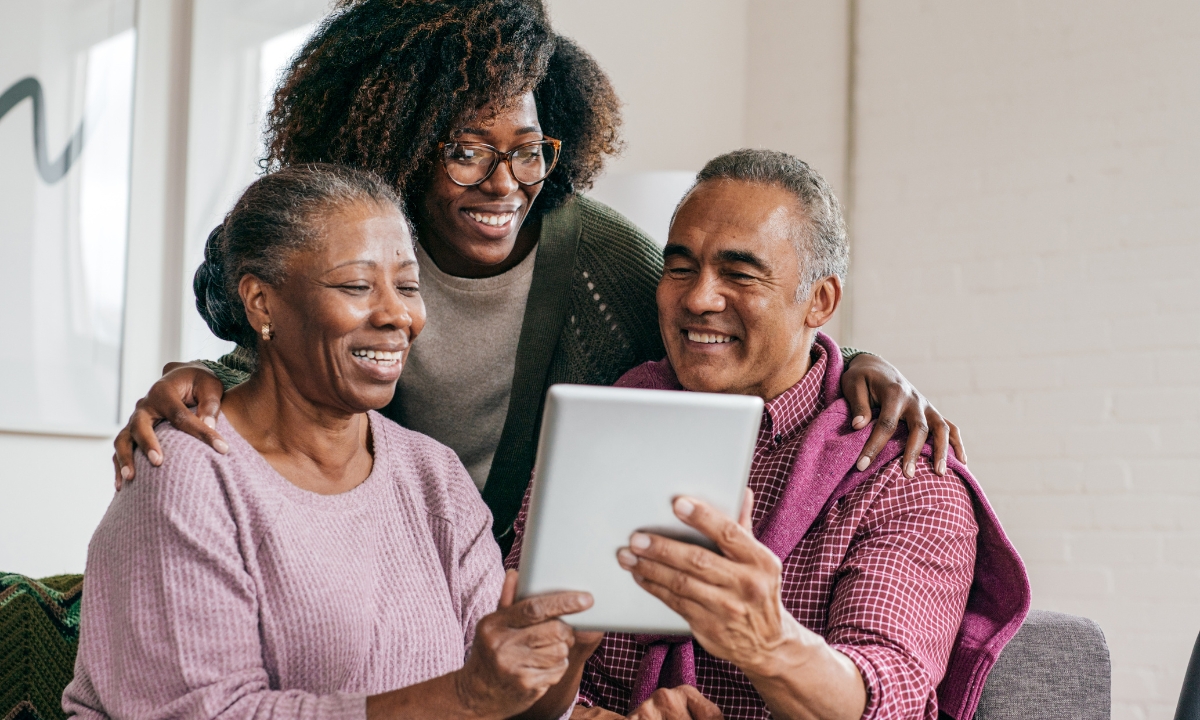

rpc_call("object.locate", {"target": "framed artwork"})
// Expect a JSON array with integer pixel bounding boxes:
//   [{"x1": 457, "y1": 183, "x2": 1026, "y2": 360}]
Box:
[{"x1": 0, "y1": 0, "x2": 137, "y2": 435}]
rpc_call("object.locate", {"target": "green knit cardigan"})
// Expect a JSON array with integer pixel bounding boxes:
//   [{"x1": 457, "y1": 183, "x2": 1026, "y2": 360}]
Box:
[{"x1": 201, "y1": 195, "x2": 860, "y2": 553}]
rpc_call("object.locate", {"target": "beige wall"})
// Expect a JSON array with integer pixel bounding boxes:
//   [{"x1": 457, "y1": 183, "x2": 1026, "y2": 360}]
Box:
[
  {"x1": 849, "y1": 3, "x2": 1200, "y2": 718},
  {"x1": 546, "y1": 0, "x2": 748, "y2": 175}
]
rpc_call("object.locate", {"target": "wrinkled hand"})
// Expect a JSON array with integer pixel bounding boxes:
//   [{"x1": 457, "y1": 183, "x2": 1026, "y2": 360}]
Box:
[
  {"x1": 458, "y1": 570, "x2": 594, "y2": 719},
  {"x1": 841, "y1": 353, "x2": 966, "y2": 477},
  {"x1": 569, "y1": 686, "x2": 722, "y2": 720},
  {"x1": 618, "y1": 491, "x2": 799, "y2": 679},
  {"x1": 629, "y1": 687, "x2": 724, "y2": 720},
  {"x1": 112, "y1": 362, "x2": 228, "y2": 489}
]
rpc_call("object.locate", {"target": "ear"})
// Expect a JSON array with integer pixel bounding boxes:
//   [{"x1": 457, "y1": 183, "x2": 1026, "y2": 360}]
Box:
[
  {"x1": 238, "y1": 274, "x2": 272, "y2": 334},
  {"x1": 804, "y1": 275, "x2": 842, "y2": 329}
]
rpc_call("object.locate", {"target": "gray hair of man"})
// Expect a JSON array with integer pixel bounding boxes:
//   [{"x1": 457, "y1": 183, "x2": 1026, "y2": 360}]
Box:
[{"x1": 672, "y1": 148, "x2": 849, "y2": 300}]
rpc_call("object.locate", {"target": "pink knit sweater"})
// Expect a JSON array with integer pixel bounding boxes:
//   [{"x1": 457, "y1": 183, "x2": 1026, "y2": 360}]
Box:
[{"x1": 63, "y1": 411, "x2": 504, "y2": 719}]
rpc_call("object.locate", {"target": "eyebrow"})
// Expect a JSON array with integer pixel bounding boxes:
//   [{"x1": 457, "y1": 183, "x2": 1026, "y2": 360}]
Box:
[
  {"x1": 716, "y1": 248, "x2": 770, "y2": 271},
  {"x1": 327, "y1": 258, "x2": 418, "y2": 270},
  {"x1": 453, "y1": 125, "x2": 543, "y2": 139},
  {"x1": 663, "y1": 244, "x2": 771, "y2": 271},
  {"x1": 662, "y1": 244, "x2": 694, "y2": 260}
]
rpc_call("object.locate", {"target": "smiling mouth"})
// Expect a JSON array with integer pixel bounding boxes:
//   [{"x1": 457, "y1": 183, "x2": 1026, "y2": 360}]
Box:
[
  {"x1": 465, "y1": 210, "x2": 516, "y2": 228},
  {"x1": 685, "y1": 330, "x2": 736, "y2": 344},
  {"x1": 351, "y1": 348, "x2": 402, "y2": 366}
]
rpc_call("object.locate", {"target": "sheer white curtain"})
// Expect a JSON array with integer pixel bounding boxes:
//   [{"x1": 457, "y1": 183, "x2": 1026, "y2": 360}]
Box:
[{"x1": 181, "y1": 0, "x2": 328, "y2": 362}]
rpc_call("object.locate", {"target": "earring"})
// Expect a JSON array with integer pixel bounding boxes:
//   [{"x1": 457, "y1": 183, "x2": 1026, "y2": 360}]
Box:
[{"x1": 261, "y1": 323, "x2": 273, "y2": 341}]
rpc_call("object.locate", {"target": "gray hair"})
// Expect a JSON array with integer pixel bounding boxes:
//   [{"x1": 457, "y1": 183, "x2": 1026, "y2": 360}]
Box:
[
  {"x1": 681, "y1": 148, "x2": 849, "y2": 298},
  {"x1": 194, "y1": 163, "x2": 411, "y2": 348}
]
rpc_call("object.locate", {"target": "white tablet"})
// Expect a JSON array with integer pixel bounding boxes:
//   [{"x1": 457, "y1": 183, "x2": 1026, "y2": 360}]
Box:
[{"x1": 515, "y1": 383, "x2": 763, "y2": 634}]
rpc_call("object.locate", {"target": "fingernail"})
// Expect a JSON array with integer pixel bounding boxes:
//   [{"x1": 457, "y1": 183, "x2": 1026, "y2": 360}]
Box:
[
  {"x1": 852, "y1": 415, "x2": 866, "y2": 428},
  {"x1": 213, "y1": 439, "x2": 230, "y2": 454},
  {"x1": 618, "y1": 548, "x2": 639, "y2": 568},
  {"x1": 202, "y1": 416, "x2": 216, "y2": 429},
  {"x1": 120, "y1": 466, "x2": 132, "y2": 481},
  {"x1": 630, "y1": 533, "x2": 650, "y2": 550},
  {"x1": 856, "y1": 455, "x2": 871, "y2": 471},
  {"x1": 937, "y1": 459, "x2": 947, "y2": 476},
  {"x1": 147, "y1": 450, "x2": 162, "y2": 465},
  {"x1": 905, "y1": 462, "x2": 916, "y2": 478},
  {"x1": 674, "y1": 497, "x2": 695, "y2": 517}
]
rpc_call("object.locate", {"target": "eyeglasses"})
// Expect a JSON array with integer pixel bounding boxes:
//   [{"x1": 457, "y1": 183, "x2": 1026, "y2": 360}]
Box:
[{"x1": 437, "y1": 137, "x2": 562, "y2": 188}]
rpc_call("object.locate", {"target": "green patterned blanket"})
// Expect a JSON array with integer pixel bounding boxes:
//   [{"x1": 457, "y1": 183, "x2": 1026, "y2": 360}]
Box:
[{"x1": 1, "y1": 573, "x2": 83, "y2": 720}]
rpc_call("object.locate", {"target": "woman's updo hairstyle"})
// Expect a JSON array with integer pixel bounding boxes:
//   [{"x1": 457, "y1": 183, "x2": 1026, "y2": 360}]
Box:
[{"x1": 194, "y1": 163, "x2": 408, "y2": 347}]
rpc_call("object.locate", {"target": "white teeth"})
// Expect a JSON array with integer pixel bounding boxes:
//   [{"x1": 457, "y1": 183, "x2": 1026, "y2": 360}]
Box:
[
  {"x1": 352, "y1": 349, "x2": 401, "y2": 365},
  {"x1": 466, "y1": 211, "x2": 515, "y2": 228},
  {"x1": 687, "y1": 330, "x2": 734, "y2": 344}
]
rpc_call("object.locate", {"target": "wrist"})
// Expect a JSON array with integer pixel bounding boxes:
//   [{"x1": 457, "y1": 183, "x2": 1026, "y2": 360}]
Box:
[
  {"x1": 451, "y1": 667, "x2": 504, "y2": 720},
  {"x1": 740, "y1": 614, "x2": 820, "y2": 681}
]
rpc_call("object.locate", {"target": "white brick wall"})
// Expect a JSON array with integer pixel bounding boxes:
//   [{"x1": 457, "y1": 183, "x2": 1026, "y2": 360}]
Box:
[{"x1": 849, "y1": 2, "x2": 1200, "y2": 718}]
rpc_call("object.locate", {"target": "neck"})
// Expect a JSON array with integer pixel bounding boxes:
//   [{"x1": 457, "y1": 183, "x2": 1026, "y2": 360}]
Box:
[
  {"x1": 755, "y1": 329, "x2": 819, "y2": 402},
  {"x1": 223, "y1": 357, "x2": 372, "y2": 495}
]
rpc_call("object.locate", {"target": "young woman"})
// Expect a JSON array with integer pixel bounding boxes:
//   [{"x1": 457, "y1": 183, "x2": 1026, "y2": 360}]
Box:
[{"x1": 113, "y1": 0, "x2": 963, "y2": 553}]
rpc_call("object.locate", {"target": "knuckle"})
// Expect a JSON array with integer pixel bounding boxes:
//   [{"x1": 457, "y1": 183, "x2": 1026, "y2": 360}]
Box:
[
  {"x1": 520, "y1": 599, "x2": 544, "y2": 624},
  {"x1": 877, "y1": 416, "x2": 899, "y2": 432},
  {"x1": 689, "y1": 548, "x2": 713, "y2": 571}
]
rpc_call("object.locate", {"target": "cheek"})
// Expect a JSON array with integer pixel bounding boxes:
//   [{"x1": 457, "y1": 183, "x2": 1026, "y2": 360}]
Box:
[
  {"x1": 521, "y1": 184, "x2": 541, "y2": 212},
  {"x1": 407, "y1": 297, "x2": 427, "y2": 339},
  {"x1": 734, "y1": 294, "x2": 786, "y2": 351},
  {"x1": 423, "y1": 180, "x2": 463, "y2": 224}
]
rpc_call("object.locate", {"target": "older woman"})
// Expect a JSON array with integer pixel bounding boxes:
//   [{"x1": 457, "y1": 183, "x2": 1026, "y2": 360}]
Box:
[
  {"x1": 113, "y1": 0, "x2": 964, "y2": 553},
  {"x1": 65, "y1": 165, "x2": 597, "y2": 720}
]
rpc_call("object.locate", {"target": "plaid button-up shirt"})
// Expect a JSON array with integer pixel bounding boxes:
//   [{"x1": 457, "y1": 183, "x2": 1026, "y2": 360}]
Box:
[{"x1": 506, "y1": 343, "x2": 979, "y2": 719}]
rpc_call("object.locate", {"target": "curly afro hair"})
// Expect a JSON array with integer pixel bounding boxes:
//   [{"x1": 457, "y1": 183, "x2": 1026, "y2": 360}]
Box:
[{"x1": 264, "y1": 0, "x2": 624, "y2": 219}]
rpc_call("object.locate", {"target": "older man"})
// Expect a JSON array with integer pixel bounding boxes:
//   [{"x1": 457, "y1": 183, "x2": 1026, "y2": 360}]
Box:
[{"x1": 507, "y1": 149, "x2": 1028, "y2": 720}]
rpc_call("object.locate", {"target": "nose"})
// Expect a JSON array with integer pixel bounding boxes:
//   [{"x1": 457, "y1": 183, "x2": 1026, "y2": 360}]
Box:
[
  {"x1": 681, "y1": 270, "x2": 726, "y2": 316},
  {"x1": 373, "y1": 282, "x2": 417, "y2": 336},
  {"x1": 478, "y1": 155, "x2": 520, "y2": 197}
]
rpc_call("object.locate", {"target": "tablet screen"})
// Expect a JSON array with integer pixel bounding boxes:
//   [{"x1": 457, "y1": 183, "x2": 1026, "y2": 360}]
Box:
[{"x1": 515, "y1": 384, "x2": 762, "y2": 633}]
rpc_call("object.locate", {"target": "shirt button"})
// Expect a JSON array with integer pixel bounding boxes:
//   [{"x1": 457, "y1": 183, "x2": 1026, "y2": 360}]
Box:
[{"x1": 774, "y1": 433, "x2": 783, "y2": 444}]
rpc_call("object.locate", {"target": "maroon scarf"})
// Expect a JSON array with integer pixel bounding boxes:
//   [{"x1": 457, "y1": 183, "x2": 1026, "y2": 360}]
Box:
[{"x1": 619, "y1": 332, "x2": 1030, "y2": 720}]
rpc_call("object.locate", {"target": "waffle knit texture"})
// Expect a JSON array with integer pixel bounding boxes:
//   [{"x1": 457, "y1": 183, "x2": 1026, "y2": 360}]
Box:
[
  {"x1": 63, "y1": 412, "x2": 504, "y2": 719},
  {"x1": 199, "y1": 195, "x2": 863, "y2": 554},
  {"x1": 0, "y1": 573, "x2": 83, "y2": 720}
]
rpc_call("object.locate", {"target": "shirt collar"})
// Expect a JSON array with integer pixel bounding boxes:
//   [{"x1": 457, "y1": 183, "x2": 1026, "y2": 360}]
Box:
[{"x1": 761, "y1": 340, "x2": 829, "y2": 446}]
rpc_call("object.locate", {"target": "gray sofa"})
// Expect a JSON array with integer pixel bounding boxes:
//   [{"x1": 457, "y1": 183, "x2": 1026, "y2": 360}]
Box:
[
  {"x1": 1176, "y1": 632, "x2": 1200, "y2": 720},
  {"x1": 973, "y1": 609, "x2": 1111, "y2": 720}
]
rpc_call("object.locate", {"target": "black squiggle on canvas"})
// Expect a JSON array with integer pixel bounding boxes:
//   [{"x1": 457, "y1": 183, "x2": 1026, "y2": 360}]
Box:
[{"x1": 0, "y1": 77, "x2": 86, "y2": 184}]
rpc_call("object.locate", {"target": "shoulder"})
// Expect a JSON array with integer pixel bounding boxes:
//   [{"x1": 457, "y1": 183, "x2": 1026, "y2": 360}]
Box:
[
  {"x1": 93, "y1": 423, "x2": 242, "y2": 549},
  {"x1": 859, "y1": 457, "x2": 978, "y2": 536},
  {"x1": 368, "y1": 412, "x2": 491, "y2": 527},
  {"x1": 570, "y1": 195, "x2": 663, "y2": 274}
]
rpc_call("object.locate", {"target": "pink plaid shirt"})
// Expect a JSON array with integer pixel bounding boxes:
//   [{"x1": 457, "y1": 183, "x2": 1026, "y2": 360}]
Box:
[{"x1": 506, "y1": 343, "x2": 979, "y2": 720}]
